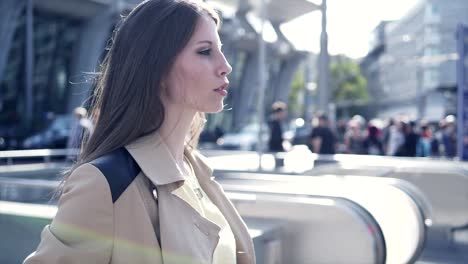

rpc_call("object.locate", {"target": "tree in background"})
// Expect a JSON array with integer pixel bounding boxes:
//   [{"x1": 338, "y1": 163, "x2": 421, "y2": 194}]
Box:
[
  {"x1": 330, "y1": 55, "x2": 368, "y2": 102},
  {"x1": 330, "y1": 55, "x2": 369, "y2": 118},
  {"x1": 287, "y1": 55, "x2": 369, "y2": 121}
]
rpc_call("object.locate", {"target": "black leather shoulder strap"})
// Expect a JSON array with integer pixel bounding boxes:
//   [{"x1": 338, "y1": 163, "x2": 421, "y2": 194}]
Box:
[{"x1": 90, "y1": 148, "x2": 141, "y2": 203}]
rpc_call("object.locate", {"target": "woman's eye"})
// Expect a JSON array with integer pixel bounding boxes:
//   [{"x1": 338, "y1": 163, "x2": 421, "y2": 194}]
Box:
[{"x1": 198, "y1": 49, "x2": 211, "y2": 56}]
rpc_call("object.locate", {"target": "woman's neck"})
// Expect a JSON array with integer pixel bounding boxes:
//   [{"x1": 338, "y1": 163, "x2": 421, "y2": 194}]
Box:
[{"x1": 159, "y1": 105, "x2": 195, "y2": 166}]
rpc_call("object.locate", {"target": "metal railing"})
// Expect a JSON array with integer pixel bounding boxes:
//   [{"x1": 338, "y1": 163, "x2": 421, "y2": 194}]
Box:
[
  {"x1": 0, "y1": 149, "x2": 78, "y2": 165},
  {"x1": 0, "y1": 178, "x2": 386, "y2": 264}
]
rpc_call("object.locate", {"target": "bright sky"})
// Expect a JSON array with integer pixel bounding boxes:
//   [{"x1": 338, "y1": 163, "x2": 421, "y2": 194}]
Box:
[{"x1": 280, "y1": 0, "x2": 421, "y2": 58}]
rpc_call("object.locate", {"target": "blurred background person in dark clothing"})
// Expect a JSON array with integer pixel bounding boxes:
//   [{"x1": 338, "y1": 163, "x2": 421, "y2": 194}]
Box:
[
  {"x1": 267, "y1": 101, "x2": 287, "y2": 152},
  {"x1": 309, "y1": 113, "x2": 336, "y2": 154},
  {"x1": 363, "y1": 125, "x2": 384, "y2": 155},
  {"x1": 441, "y1": 115, "x2": 457, "y2": 158},
  {"x1": 397, "y1": 121, "x2": 419, "y2": 157}
]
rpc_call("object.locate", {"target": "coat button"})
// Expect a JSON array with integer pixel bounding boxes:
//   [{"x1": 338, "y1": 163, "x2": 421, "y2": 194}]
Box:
[{"x1": 195, "y1": 222, "x2": 210, "y2": 236}]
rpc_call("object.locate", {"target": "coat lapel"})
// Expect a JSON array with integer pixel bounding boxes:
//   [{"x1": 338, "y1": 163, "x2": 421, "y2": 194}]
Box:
[
  {"x1": 124, "y1": 131, "x2": 255, "y2": 264},
  {"x1": 125, "y1": 132, "x2": 185, "y2": 187},
  {"x1": 124, "y1": 132, "x2": 221, "y2": 262},
  {"x1": 186, "y1": 150, "x2": 256, "y2": 264}
]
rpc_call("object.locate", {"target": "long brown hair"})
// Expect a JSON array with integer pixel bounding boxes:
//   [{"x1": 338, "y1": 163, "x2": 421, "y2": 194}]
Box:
[{"x1": 63, "y1": 0, "x2": 219, "y2": 185}]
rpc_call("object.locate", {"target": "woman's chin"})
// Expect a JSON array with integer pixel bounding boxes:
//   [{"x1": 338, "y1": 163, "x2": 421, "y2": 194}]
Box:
[
  {"x1": 201, "y1": 102, "x2": 225, "y2": 114},
  {"x1": 205, "y1": 107, "x2": 224, "y2": 114}
]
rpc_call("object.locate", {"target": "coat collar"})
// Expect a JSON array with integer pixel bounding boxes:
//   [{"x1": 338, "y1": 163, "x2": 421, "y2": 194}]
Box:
[
  {"x1": 125, "y1": 131, "x2": 255, "y2": 263},
  {"x1": 124, "y1": 131, "x2": 213, "y2": 186}
]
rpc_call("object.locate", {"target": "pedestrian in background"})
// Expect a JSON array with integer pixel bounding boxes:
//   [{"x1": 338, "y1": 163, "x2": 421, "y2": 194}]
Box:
[
  {"x1": 66, "y1": 107, "x2": 94, "y2": 151},
  {"x1": 382, "y1": 118, "x2": 394, "y2": 154},
  {"x1": 267, "y1": 101, "x2": 287, "y2": 152},
  {"x1": 417, "y1": 123, "x2": 432, "y2": 157},
  {"x1": 386, "y1": 120, "x2": 405, "y2": 156},
  {"x1": 441, "y1": 116, "x2": 457, "y2": 158},
  {"x1": 344, "y1": 119, "x2": 365, "y2": 154},
  {"x1": 397, "y1": 121, "x2": 419, "y2": 157},
  {"x1": 74, "y1": 107, "x2": 94, "y2": 136},
  {"x1": 24, "y1": 1, "x2": 254, "y2": 263},
  {"x1": 309, "y1": 113, "x2": 336, "y2": 154},
  {"x1": 362, "y1": 125, "x2": 384, "y2": 155}
]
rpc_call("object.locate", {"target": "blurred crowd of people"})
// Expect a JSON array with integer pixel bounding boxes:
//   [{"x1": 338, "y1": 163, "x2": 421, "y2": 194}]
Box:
[{"x1": 311, "y1": 114, "x2": 458, "y2": 159}]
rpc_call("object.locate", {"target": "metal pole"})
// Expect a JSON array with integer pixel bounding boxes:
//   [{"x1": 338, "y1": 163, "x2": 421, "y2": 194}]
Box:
[
  {"x1": 317, "y1": 0, "x2": 329, "y2": 113},
  {"x1": 303, "y1": 60, "x2": 312, "y2": 121},
  {"x1": 416, "y1": 64, "x2": 423, "y2": 120},
  {"x1": 257, "y1": 0, "x2": 267, "y2": 170},
  {"x1": 25, "y1": 0, "x2": 34, "y2": 130},
  {"x1": 456, "y1": 24, "x2": 467, "y2": 160}
]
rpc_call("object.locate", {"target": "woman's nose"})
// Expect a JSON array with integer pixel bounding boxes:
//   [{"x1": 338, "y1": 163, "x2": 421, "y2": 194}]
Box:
[{"x1": 218, "y1": 55, "x2": 232, "y2": 77}]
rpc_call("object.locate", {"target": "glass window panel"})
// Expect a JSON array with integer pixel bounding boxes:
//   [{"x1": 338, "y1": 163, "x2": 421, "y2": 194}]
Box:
[{"x1": 0, "y1": 7, "x2": 81, "y2": 133}]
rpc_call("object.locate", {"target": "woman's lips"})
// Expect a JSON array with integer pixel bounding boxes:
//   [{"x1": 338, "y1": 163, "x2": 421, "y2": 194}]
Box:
[{"x1": 214, "y1": 83, "x2": 229, "y2": 96}]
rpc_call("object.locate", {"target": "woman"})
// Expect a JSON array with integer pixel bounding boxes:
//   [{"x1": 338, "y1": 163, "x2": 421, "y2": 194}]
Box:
[{"x1": 24, "y1": 0, "x2": 255, "y2": 263}]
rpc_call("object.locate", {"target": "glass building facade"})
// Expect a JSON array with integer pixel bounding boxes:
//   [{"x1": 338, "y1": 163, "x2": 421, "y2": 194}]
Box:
[{"x1": 0, "y1": 7, "x2": 81, "y2": 134}]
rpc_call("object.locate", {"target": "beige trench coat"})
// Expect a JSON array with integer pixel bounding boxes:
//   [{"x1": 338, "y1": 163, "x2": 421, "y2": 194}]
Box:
[{"x1": 24, "y1": 132, "x2": 255, "y2": 264}]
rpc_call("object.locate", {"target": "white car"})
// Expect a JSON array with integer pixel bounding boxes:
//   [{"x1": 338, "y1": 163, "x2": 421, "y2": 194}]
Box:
[{"x1": 218, "y1": 123, "x2": 269, "y2": 151}]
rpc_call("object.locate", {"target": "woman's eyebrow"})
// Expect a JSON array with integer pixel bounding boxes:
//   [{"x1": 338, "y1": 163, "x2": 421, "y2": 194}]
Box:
[
  {"x1": 196, "y1": 40, "x2": 223, "y2": 47},
  {"x1": 196, "y1": 40, "x2": 212, "y2": 45}
]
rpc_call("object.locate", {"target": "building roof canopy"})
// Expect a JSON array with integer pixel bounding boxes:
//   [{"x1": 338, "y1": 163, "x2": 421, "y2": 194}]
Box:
[
  {"x1": 36, "y1": 0, "x2": 320, "y2": 23},
  {"x1": 34, "y1": 0, "x2": 111, "y2": 18},
  {"x1": 264, "y1": 0, "x2": 320, "y2": 24},
  {"x1": 210, "y1": 0, "x2": 320, "y2": 24}
]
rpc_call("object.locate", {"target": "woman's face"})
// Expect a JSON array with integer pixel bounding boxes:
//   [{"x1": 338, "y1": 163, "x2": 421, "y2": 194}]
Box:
[{"x1": 165, "y1": 14, "x2": 232, "y2": 113}]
